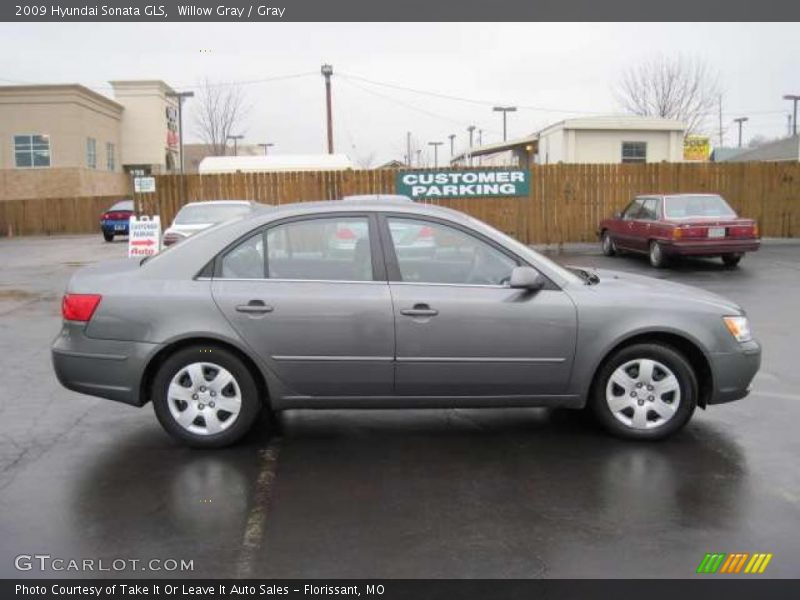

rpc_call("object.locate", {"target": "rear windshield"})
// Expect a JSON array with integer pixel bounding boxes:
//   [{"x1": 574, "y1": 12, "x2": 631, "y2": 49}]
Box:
[
  {"x1": 175, "y1": 203, "x2": 251, "y2": 225},
  {"x1": 664, "y1": 195, "x2": 737, "y2": 219},
  {"x1": 108, "y1": 200, "x2": 133, "y2": 212}
]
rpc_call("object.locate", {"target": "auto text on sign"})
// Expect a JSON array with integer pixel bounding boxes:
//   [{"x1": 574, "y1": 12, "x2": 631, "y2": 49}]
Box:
[
  {"x1": 396, "y1": 169, "x2": 530, "y2": 199},
  {"x1": 128, "y1": 216, "x2": 161, "y2": 258}
]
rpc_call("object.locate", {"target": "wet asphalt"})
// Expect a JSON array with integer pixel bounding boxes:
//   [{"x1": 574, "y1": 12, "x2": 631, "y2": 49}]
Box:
[{"x1": 0, "y1": 235, "x2": 798, "y2": 579}]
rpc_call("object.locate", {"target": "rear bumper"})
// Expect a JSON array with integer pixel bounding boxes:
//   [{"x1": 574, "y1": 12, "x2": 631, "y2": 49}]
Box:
[
  {"x1": 662, "y1": 238, "x2": 760, "y2": 256},
  {"x1": 51, "y1": 322, "x2": 158, "y2": 407},
  {"x1": 707, "y1": 340, "x2": 761, "y2": 405}
]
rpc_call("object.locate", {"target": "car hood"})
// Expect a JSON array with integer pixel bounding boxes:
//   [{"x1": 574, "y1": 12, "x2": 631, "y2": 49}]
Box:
[
  {"x1": 164, "y1": 223, "x2": 215, "y2": 236},
  {"x1": 573, "y1": 266, "x2": 743, "y2": 314}
]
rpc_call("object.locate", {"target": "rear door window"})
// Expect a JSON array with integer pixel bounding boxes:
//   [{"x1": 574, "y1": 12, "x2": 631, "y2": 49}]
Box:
[{"x1": 266, "y1": 217, "x2": 374, "y2": 282}]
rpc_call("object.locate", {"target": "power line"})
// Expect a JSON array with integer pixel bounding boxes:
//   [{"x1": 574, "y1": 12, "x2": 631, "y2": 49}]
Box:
[
  {"x1": 339, "y1": 72, "x2": 608, "y2": 115},
  {"x1": 339, "y1": 76, "x2": 501, "y2": 135}
]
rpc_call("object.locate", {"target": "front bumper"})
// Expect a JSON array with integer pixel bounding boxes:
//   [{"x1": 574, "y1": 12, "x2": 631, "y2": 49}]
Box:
[
  {"x1": 707, "y1": 339, "x2": 762, "y2": 405},
  {"x1": 662, "y1": 238, "x2": 761, "y2": 257},
  {"x1": 101, "y1": 220, "x2": 129, "y2": 234},
  {"x1": 51, "y1": 321, "x2": 158, "y2": 406}
]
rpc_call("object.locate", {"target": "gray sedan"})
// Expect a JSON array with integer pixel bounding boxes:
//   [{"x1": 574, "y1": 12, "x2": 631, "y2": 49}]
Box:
[{"x1": 52, "y1": 200, "x2": 761, "y2": 447}]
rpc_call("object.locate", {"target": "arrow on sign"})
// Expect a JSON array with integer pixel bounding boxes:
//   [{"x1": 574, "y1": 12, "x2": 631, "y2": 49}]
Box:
[{"x1": 130, "y1": 239, "x2": 156, "y2": 247}]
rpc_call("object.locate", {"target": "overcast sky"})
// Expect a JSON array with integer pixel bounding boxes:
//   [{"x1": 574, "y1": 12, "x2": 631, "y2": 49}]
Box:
[{"x1": 0, "y1": 22, "x2": 797, "y2": 164}]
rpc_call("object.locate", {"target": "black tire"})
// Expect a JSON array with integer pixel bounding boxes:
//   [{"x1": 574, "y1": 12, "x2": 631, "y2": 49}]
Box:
[
  {"x1": 601, "y1": 230, "x2": 616, "y2": 256},
  {"x1": 152, "y1": 345, "x2": 264, "y2": 448},
  {"x1": 103, "y1": 231, "x2": 114, "y2": 242},
  {"x1": 590, "y1": 343, "x2": 697, "y2": 441},
  {"x1": 722, "y1": 254, "x2": 742, "y2": 268},
  {"x1": 649, "y1": 240, "x2": 668, "y2": 268}
]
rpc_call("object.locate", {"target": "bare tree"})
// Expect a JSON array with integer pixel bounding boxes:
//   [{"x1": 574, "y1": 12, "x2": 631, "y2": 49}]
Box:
[
  {"x1": 616, "y1": 56, "x2": 721, "y2": 134},
  {"x1": 193, "y1": 78, "x2": 249, "y2": 156}
]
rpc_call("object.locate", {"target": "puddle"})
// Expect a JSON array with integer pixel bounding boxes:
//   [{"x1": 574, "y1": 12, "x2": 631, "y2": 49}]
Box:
[{"x1": 0, "y1": 289, "x2": 37, "y2": 301}]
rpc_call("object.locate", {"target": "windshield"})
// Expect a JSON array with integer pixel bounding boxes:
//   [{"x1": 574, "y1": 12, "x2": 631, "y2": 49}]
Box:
[
  {"x1": 175, "y1": 203, "x2": 251, "y2": 225},
  {"x1": 664, "y1": 195, "x2": 737, "y2": 219},
  {"x1": 108, "y1": 200, "x2": 133, "y2": 212}
]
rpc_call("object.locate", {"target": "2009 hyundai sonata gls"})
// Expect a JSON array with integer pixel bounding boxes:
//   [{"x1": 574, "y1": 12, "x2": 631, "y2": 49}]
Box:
[{"x1": 52, "y1": 200, "x2": 761, "y2": 447}]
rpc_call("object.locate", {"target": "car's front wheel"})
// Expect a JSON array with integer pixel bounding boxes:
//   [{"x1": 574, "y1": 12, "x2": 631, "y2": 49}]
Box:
[
  {"x1": 601, "y1": 231, "x2": 616, "y2": 256},
  {"x1": 152, "y1": 345, "x2": 263, "y2": 448},
  {"x1": 591, "y1": 343, "x2": 697, "y2": 440}
]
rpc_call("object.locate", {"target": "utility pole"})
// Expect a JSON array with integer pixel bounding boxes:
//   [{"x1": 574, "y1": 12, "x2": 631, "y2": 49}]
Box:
[
  {"x1": 321, "y1": 64, "x2": 334, "y2": 153},
  {"x1": 166, "y1": 91, "x2": 194, "y2": 174},
  {"x1": 415, "y1": 149, "x2": 422, "y2": 167},
  {"x1": 226, "y1": 134, "x2": 243, "y2": 156},
  {"x1": 789, "y1": 114, "x2": 794, "y2": 137},
  {"x1": 406, "y1": 131, "x2": 412, "y2": 168},
  {"x1": 448, "y1": 134, "x2": 456, "y2": 158},
  {"x1": 784, "y1": 94, "x2": 800, "y2": 136},
  {"x1": 733, "y1": 118, "x2": 748, "y2": 147},
  {"x1": 428, "y1": 141, "x2": 443, "y2": 168},
  {"x1": 467, "y1": 125, "x2": 476, "y2": 166},
  {"x1": 257, "y1": 143, "x2": 275, "y2": 155},
  {"x1": 493, "y1": 106, "x2": 517, "y2": 141}
]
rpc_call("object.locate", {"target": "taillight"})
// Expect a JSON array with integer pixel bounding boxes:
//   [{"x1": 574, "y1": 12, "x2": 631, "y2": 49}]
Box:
[
  {"x1": 62, "y1": 294, "x2": 102, "y2": 322},
  {"x1": 101, "y1": 213, "x2": 110, "y2": 220},
  {"x1": 336, "y1": 227, "x2": 356, "y2": 240},
  {"x1": 672, "y1": 227, "x2": 683, "y2": 240},
  {"x1": 753, "y1": 223, "x2": 759, "y2": 238},
  {"x1": 417, "y1": 226, "x2": 434, "y2": 238}
]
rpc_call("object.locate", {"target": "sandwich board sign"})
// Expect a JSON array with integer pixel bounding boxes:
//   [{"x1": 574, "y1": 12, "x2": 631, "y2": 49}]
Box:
[
  {"x1": 128, "y1": 215, "x2": 161, "y2": 258},
  {"x1": 396, "y1": 169, "x2": 530, "y2": 200}
]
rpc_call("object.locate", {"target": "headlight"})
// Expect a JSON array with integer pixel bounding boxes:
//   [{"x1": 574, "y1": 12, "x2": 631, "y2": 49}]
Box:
[{"x1": 723, "y1": 316, "x2": 752, "y2": 342}]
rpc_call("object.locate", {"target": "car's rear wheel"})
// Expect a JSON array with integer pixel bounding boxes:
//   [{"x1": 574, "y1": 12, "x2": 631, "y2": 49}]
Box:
[
  {"x1": 649, "y1": 241, "x2": 668, "y2": 268},
  {"x1": 601, "y1": 231, "x2": 616, "y2": 256},
  {"x1": 722, "y1": 254, "x2": 742, "y2": 267},
  {"x1": 152, "y1": 345, "x2": 263, "y2": 448},
  {"x1": 103, "y1": 231, "x2": 114, "y2": 242},
  {"x1": 591, "y1": 343, "x2": 697, "y2": 440}
]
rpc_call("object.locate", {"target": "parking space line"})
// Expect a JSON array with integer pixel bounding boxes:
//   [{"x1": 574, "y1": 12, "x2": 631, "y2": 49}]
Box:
[{"x1": 236, "y1": 437, "x2": 282, "y2": 578}]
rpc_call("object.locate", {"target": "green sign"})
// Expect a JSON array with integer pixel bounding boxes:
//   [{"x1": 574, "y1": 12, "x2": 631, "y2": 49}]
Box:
[{"x1": 397, "y1": 169, "x2": 530, "y2": 199}]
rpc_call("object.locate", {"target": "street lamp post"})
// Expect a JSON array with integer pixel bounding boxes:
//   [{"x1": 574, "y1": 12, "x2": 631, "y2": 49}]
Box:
[
  {"x1": 428, "y1": 142, "x2": 443, "y2": 168},
  {"x1": 784, "y1": 94, "x2": 800, "y2": 136},
  {"x1": 733, "y1": 117, "x2": 749, "y2": 147},
  {"x1": 257, "y1": 143, "x2": 275, "y2": 155},
  {"x1": 321, "y1": 64, "x2": 334, "y2": 154},
  {"x1": 448, "y1": 134, "x2": 456, "y2": 157},
  {"x1": 493, "y1": 106, "x2": 517, "y2": 141},
  {"x1": 466, "y1": 125, "x2": 476, "y2": 166},
  {"x1": 226, "y1": 134, "x2": 244, "y2": 156},
  {"x1": 166, "y1": 91, "x2": 194, "y2": 174}
]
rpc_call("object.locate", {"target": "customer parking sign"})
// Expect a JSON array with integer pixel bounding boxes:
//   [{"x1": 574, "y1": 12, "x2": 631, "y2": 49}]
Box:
[{"x1": 397, "y1": 169, "x2": 530, "y2": 199}]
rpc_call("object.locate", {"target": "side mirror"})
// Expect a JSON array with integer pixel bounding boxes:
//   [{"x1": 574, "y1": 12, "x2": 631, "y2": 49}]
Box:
[{"x1": 509, "y1": 266, "x2": 545, "y2": 291}]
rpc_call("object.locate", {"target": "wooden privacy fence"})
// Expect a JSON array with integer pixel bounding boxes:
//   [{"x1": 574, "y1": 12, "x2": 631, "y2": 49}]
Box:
[{"x1": 2, "y1": 163, "x2": 799, "y2": 243}]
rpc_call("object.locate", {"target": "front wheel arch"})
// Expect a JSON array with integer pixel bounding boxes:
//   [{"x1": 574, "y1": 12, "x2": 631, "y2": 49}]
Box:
[
  {"x1": 586, "y1": 331, "x2": 714, "y2": 410},
  {"x1": 140, "y1": 337, "x2": 272, "y2": 411}
]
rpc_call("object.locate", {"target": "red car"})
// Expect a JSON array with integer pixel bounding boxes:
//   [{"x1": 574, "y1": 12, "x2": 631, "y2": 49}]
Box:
[{"x1": 599, "y1": 193, "x2": 760, "y2": 268}]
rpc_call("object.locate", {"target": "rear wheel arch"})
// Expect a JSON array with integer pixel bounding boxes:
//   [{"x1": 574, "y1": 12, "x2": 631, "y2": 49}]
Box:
[
  {"x1": 140, "y1": 337, "x2": 272, "y2": 410},
  {"x1": 587, "y1": 331, "x2": 714, "y2": 409}
]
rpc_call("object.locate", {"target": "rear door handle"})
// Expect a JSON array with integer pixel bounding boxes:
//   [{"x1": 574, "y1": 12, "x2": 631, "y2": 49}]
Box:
[
  {"x1": 400, "y1": 304, "x2": 439, "y2": 317},
  {"x1": 235, "y1": 300, "x2": 274, "y2": 314}
]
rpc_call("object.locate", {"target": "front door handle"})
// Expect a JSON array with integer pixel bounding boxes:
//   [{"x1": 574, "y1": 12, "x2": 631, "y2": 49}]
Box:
[
  {"x1": 235, "y1": 300, "x2": 274, "y2": 314},
  {"x1": 400, "y1": 303, "x2": 439, "y2": 317}
]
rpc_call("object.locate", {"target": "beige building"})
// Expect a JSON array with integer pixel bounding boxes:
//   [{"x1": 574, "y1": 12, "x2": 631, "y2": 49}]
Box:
[
  {"x1": 452, "y1": 116, "x2": 686, "y2": 167},
  {"x1": 0, "y1": 80, "x2": 180, "y2": 200}
]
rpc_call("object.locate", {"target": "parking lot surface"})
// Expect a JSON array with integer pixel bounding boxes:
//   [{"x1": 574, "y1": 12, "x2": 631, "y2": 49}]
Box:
[{"x1": 1, "y1": 234, "x2": 798, "y2": 578}]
